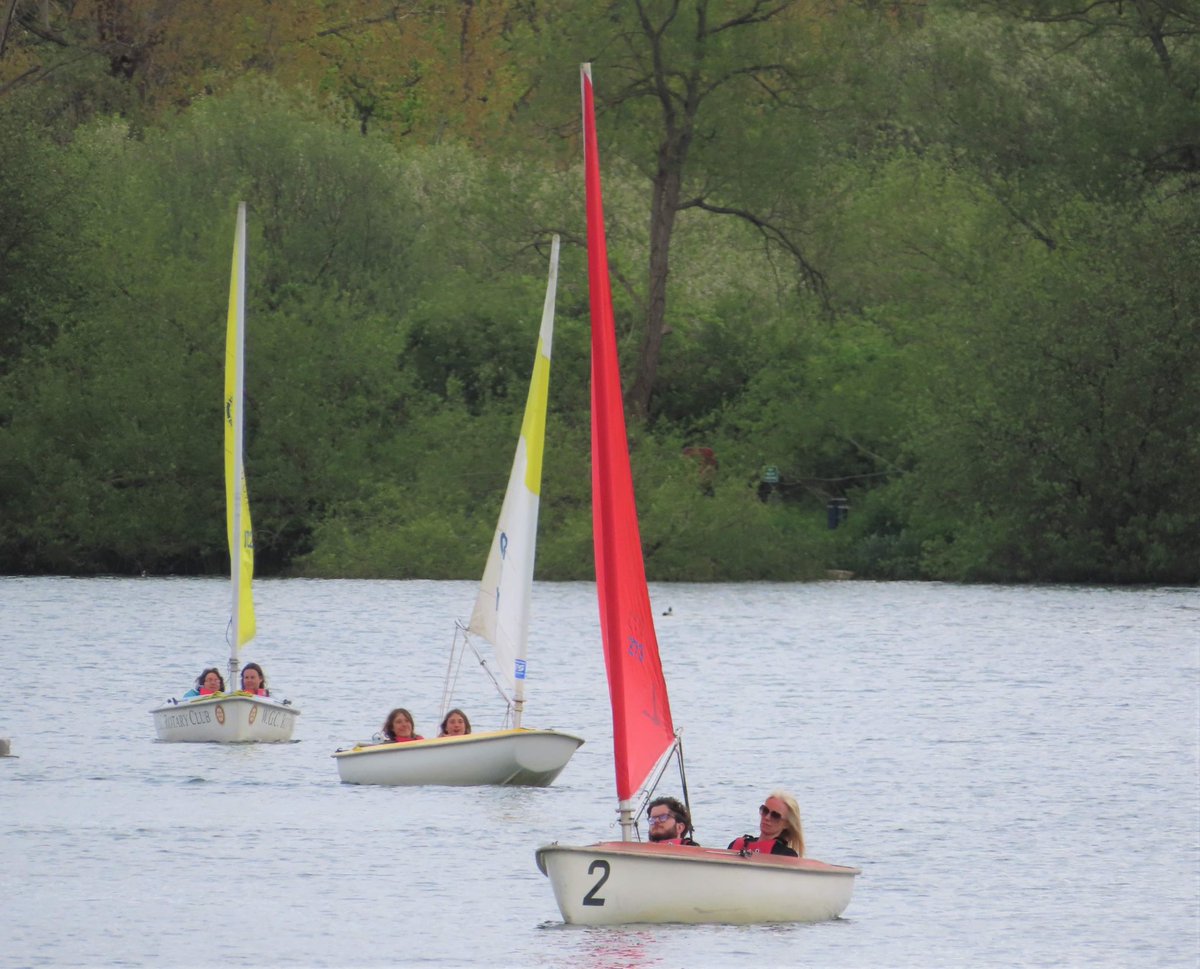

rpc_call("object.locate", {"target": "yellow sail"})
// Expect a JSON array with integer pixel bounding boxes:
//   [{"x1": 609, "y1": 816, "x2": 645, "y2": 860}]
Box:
[{"x1": 224, "y1": 203, "x2": 256, "y2": 648}]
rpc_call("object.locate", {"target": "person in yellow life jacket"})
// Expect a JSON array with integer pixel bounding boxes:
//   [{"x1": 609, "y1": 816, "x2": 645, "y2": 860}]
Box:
[
  {"x1": 381, "y1": 707, "x2": 424, "y2": 743},
  {"x1": 183, "y1": 667, "x2": 224, "y2": 698},
  {"x1": 647, "y1": 796, "x2": 699, "y2": 845},
  {"x1": 239, "y1": 662, "x2": 270, "y2": 696},
  {"x1": 728, "y1": 791, "x2": 803, "y2": 857}
]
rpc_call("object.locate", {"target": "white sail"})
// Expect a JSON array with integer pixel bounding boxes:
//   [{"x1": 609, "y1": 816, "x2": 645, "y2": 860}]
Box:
[{"x1": 467, "y1": 236, "x2": 560, "y2": 726}]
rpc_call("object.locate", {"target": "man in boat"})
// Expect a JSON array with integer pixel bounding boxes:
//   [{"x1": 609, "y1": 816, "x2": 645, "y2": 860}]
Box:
[{"x1": 647, "y1": 796, "x2": 699, "y2": 846}]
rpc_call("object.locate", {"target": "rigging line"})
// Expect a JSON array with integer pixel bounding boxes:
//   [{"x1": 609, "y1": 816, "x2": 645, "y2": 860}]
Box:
[
  {"x1": 441, "y1": 622, "x2": 515, "y2": 725},
  {"x1": 460, "y1": 630, "x2": 515, "y2": 715},
  {"x1": 634, "y1": 734, "x2": 684, "y2": 842},
  {"x1": 440, "y1": 622, "x2": 465, "y2": 717},
  {"x1": 676, "y1": 733, "x2": 693, "y2": 837}
]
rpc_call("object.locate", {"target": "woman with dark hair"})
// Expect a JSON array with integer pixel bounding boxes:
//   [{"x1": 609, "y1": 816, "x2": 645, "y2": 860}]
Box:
[
  {"x1": 240, "y1": 662, "x2": 269, "y2": 696},
  {"x1": 183, "y1": 668, "x2": 225, "y2": 698},
  {"x1": 381, "y1": 708, "x2": 424, "y2": 743},
  {"x1": 438, "y1": 708, "x2": 471, "y2": 737}
]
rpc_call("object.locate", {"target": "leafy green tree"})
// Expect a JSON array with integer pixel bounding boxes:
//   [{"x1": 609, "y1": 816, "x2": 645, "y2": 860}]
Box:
[
  {"x1": 903, "y1": 194, "x2": 1200, "y2": 581},
  {"x1": 514, "y1": 0, "x2": 904, "y2": 420},
  {"x1": 0, "y1": 82, "x2": 429, "y2": 572},
  {"x1": 0, "y1": 92, "x2": 85, "y2": 372}
]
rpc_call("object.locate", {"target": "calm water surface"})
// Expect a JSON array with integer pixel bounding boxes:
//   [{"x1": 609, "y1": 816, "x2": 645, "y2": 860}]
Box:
[{"x1": 1, "y1": 578, "x2": 1197, "y2": 968}]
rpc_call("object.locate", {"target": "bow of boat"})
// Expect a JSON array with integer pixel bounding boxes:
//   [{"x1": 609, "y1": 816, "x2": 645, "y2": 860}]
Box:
[{"x1": 150, "y1": 694, "x2": 299, "y2": 743}]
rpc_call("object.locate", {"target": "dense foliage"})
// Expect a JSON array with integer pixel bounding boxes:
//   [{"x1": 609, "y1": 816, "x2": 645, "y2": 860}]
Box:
[{"x1": 1, "y1": 0, "x2": 1196, "y2": 583}]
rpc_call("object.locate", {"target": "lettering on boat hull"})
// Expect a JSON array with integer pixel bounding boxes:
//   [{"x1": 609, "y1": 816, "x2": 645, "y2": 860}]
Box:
[
  {"x1": 158, "y1": 707, "x2": 215, "y2": 730},
  {"x1": 151, "y1": 697, "x2": 298, "y2": 743}
]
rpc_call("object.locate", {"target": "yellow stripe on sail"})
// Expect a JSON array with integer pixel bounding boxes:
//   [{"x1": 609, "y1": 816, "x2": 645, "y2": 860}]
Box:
[
  {"x1": 224, "y1": 209, "x2": 256, "y2": 647},
  {"x1": 521, "y1": 339, "x2": 550, "y2": 496},
  {"x1": 229, "y1": 470, "x2": 255, "y2": 646}
]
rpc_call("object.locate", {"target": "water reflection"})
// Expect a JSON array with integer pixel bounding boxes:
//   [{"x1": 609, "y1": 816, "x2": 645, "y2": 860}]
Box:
[{"x1": 567, "y1": 925, "x2": 662, "y2": 969}]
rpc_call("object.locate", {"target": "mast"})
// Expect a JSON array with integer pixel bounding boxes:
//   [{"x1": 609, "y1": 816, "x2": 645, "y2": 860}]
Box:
[{"x1": 226, "y1": 201, "x2": 249, "y2": 691}]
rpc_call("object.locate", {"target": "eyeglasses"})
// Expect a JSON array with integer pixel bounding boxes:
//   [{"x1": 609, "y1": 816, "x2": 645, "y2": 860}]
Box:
[
  {"x1": 648, "y1": 813, "x2": 678, "y2": 825},
  {"x1": 759, "y1": 804, "x2": 784, "y2": 822}
]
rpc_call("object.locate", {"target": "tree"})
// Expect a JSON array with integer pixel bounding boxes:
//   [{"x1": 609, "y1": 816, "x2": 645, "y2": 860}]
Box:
[
  {"x1": 0, "y1": 82, "x2": 430, "y2": 573},
  {"x1": 518, "y1": 0, "x2": 902, "y2": 420},
  {"x1": 929, "y1": 1, "x2": 1199, "y2": 200},
  {"x1": 0, "y1": 1, "x2": 525, "y2": 142},
  {"x1": 0, "y1": 92, "x2": 84, "y2": 371},
  {"x1": 901, "y1": 193, "x2": 1200, "y2": 582}
]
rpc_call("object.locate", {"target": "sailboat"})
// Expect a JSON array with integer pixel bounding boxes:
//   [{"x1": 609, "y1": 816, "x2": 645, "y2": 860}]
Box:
[
  {"x1": 534, "y1": 66, "x2": 859, "y2": 925},
  {"x1": 150, "y1": 202, "x2": 299, "y2": 743},
  {"x1": 333, "y1": 235, "x2": 584, "y2": 786}
]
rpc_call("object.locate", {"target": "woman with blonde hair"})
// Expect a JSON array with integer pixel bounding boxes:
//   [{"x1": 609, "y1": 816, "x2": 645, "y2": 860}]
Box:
[{"x1": 727, "y1": 790, "x2": 804, "y2": 857}]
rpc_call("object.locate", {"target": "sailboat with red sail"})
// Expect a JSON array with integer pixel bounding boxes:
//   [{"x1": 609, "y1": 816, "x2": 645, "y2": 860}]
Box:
[{"x1": 534, "y1": 64, "x2": 859, "y2": 925}]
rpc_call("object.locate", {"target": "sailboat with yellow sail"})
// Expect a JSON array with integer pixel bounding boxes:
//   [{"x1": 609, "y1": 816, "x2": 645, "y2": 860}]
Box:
[
  {"x1": 150, "y1": 202, "x2": 299, "y2": 743},
  {"x1": 333, "y1": 235, "x2": 582, "y2": 784}
]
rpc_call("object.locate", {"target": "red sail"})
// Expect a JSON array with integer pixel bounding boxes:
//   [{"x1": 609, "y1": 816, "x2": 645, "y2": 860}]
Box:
[{"x1": 582, "y1": 65, "x2": 675, "y2": 805}]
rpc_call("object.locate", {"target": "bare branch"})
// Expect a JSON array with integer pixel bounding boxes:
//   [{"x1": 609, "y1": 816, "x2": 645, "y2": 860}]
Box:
[
  {"x1": 708, "y1": 1, "x2": 797, "y2": 36},
  {"x1": 689, "y1": 197, "x2": 830, "y2": 304}
]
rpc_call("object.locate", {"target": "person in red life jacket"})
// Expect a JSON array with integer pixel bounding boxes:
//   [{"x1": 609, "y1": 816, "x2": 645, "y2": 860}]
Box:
[
  {"x1": 240, "y1": 662, "x2": 270, "y2": 696},
  {"x1": 183, "y1": 667, "x2": 225, "y2": 698},
  {"x1": 728, "y1": 791, "x2": 804, "y2": 857},
  {"x1": 647, "y1": 796, "x2": 699, "y2": 846},
  {"x1": 381, "y1": 707, "x2": 424, "y2": 743},
  {"x1": 439, "y1": 708, "x2": 471, "y2": 737}
]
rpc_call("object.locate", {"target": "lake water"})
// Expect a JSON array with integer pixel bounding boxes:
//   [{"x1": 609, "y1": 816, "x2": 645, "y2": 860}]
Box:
[{"x1": 1, "y1": 577, "x2": 1197, "y2": 968}]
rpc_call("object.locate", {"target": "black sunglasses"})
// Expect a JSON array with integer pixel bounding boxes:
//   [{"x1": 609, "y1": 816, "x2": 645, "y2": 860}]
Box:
[{"x1": 759, "y1": 804, "x2": 784, "y2": 822}]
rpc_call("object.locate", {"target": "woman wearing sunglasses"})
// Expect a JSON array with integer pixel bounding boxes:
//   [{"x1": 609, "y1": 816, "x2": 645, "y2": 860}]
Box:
[{"x1": 728, "y1": 791, "x2": 804, "y2": 857}]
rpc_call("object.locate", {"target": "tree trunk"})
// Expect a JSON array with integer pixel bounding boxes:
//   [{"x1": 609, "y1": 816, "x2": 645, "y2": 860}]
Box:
[{"x1": 628, "y1": 131, "x2": 689, "y2": 421}]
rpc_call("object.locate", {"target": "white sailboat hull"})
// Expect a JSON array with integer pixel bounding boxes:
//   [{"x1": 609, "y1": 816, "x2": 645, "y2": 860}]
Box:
[
  {"x1": 151, "y1": 695, "x2": 299, "y2": 743},
  {"x1": 333, "y1": 728, "x2": 583, "y2": 786},
  {"x1": 535, "y1": 841, "x2": 858, "y2": 925}
]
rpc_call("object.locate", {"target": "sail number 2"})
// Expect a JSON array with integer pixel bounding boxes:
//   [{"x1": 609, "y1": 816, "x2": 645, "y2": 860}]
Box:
[{"x1": 582, "y1": 860, "x2": 610, "y2": 906}]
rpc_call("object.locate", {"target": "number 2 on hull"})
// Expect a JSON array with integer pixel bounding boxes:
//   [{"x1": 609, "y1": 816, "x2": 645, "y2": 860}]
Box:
[{"x1": 582, "y1": 860, "x2": 610, "y2": 906}]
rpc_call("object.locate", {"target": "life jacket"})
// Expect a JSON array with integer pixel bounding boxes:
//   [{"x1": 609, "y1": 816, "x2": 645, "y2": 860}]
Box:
[
  {"x1": 199, "y1": 688, "x2": 217, "y2": 696},
  {"x1": 728, "y1": 834, "x2": 796, "y2": 856},
  {"x1": 390, "y1": 735, "x2": 424, "y2": 743}
]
